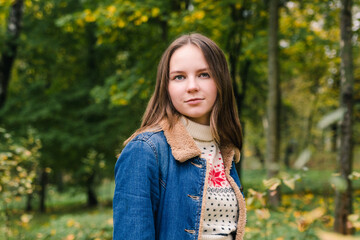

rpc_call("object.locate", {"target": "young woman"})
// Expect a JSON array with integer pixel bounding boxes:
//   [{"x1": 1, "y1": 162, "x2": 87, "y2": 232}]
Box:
[{"x1": 113, "y1": 33, "x2": 246, "y2": 240}]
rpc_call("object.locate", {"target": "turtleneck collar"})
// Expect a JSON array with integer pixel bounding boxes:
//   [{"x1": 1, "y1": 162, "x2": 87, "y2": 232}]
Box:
[{"x1": 180, "y1": 117, "x2": 214, "y2": 142}]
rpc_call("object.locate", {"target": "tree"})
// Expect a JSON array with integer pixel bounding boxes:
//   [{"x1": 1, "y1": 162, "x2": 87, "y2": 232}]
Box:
[
  {"x1": 225, "y1": 1, "x2": 250, "y2": 180},
  {"x1": 266, "y1": 0, "x2": 281, "y2": 207},
  {"x1": 0, "y1": 0, "x2": 23, "y2": 109},
  {"x1": 334, "y1": 0, "x2": 354, "y2": 234}
]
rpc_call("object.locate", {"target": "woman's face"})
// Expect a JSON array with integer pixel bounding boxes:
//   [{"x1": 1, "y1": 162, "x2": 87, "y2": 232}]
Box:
[{"x1": 168, "y1": 44, "x2": 217, "y2": 125}]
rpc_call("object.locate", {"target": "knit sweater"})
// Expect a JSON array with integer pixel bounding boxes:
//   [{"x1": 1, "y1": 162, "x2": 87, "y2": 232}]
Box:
[{"x1": 181, "y1": 118, "x2": 238, "y2": 240}]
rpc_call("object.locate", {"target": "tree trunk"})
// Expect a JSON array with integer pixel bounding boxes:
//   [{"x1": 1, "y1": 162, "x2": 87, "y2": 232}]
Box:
[
  {"x1": 56, "y1": 171, "x2": 64, "y2": 193},
  {"x1": 334, "y1": 0, "x2": 354, "y2": 234},
  {"x1": 331, "y1": 123, "x2": 338, "y2": 152},
  {"x1": 283, "y1": 142, "x2": 294, "y2": 169},
  {"x1": 304, "y1": 86, "x2": 320, "y2": 150},
  {"x1": 39, "y1": 168, "x2": 48, "y2": 213},
  {"x1": 266, "y1": 0, "x2": 281, "y2": 207},
  {"x1": 25, "y1": 193, "x2": 33, "y2": 212},
  {"x1": 0, "y1": 0, "x2": 24, "y2": 109},
  {"x1": 86, "y1": 173, "x2": 98, "y2": 207},
  {"x1": 226, "y1": 2, "x2": 251, "y2": 182}
]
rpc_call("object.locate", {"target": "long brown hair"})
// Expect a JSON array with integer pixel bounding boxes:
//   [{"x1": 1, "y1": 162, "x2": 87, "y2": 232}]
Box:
[{"x1": 125, "y1": 33, "x2": 242, "y2": 150}]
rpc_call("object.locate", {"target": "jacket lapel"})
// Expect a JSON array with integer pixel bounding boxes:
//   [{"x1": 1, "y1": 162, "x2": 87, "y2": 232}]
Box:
[
  {"x1": 159, "y1": 118, "x2": 240, "y2": 166},
  {"x1": 159, "y1": 119, "x2": 201, "y2": 162}
]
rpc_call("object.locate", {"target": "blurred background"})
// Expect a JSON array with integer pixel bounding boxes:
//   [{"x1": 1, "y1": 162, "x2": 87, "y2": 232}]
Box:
[{"x1": 0, "y1": 0, "x2": 359, "y2": 239}]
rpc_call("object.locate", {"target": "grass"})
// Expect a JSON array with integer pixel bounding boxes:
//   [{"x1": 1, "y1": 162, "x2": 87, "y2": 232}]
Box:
[{"x1": 4, "y1": 208, "x2": 113, "y2": 240}]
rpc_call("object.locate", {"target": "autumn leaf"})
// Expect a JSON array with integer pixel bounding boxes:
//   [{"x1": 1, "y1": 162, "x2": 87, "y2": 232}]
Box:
[
  {"x1": 317, "y1": 230, "x2": 360, "y2": 240},
  {"x1": 263, "y1": 178, "x2": 281, "y2": 191},
  {"x1": 20, "y1": 214, "x2": 33, "y2": 224},
  {"x1": 297, "y1": 207, "x2": 326, "y2": 232},
  {"x1": 283, "y1": 178, "x2": 296, "y2": 190},
  {"x1": 255, "y1": 208, "x2": 271, "y2": 220},
  {"x1": 349, "y1": 171, "x2": 360, "y2": 180},
  {"x1": 64, "y1": 234, "x2": 75, "y2": 240}
]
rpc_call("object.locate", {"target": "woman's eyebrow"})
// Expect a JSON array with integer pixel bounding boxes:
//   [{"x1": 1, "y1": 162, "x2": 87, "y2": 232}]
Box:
[
  {"x1": 197, "y1": 68, "x2": 209, "y2": 72},
  {"x1": 169, "y1": 70, "x2": 185, "y2": 75},
  {"x1": 170, "y1": 68, "x2": 209, "y2": 75}
]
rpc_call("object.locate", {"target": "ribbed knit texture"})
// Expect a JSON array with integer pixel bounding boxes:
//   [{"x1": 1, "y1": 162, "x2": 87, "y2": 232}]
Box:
[{"x1": 181, "y1": 118, "x2": 238, "y2": 240}]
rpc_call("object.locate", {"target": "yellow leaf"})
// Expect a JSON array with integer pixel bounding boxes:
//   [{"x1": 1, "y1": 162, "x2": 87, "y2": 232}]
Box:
[
  {"x1": 20, "y1": 214, "x2": 33, "y2": 223},
  {"x1": 64, "y1": 234, "x2": 75, "y2": 240},
  {"x1": 134, "y1": 19, "x2": 142, "y2": 26},
  {"x1": 263, "y1": 178, "x2": 281, "y2": 191},
  {"x1": 317, "y1": 230, "x2": 360, "y2": 240},
  {"x1": 194, "y1": 10, "x2": 205, "y2": 20},
  {"x1": 76, "y1": 18, "x2": 85, "y2": 27},
  {"x1": 283, "y1": 178, "x2": 295, "y2": 190},
  {"x1": 118, "y1": 99, "x2": 128, "y2": 105},
  {"x1": 24, "y1": 150, "x2": 31, "y2": 157},
  {"x1": 304, "y1": 207, "x2": 325, "y2": 224},
  {"x1": 107, "y1": 218, "x2": 113, "y2": 225},
  {"x1": 107, "y1": 5, "x2": 116, "y2": 15},
  {"x1": 67, "y1": 219, "x2": 75, "y2": 227},
  {"x1": 151, "y1": 8, "x2": 160, "y2": 18},
  {"x1": 25, "y1": 0, "x2": 32, "y2": 8},
  {"x1": 134, "y1": 10, "x2": 141, "y2": 17},
  {"x1": 140, "y1": 15, "x2": 148, "y2": 23},
  {"x1": 117, "y1": 19, "x2": 126, "y2": 28},
  {"x1": 51, "y1": 229, "x2": 56, "y2": 236},
  {"x1": 138, "y1": 78, "x2": 145, "y2": 84},
  {"x1": 84, "y1": 9, "x2": 96, "y2": 22},
  {"x1": 184, "y1": 15, "x2": 192, "y2": 23},
  {"x1": 293, "y1": 211, "x2": 301, "y2": 218},
  {"x1": 255, "y1": 208, "x2": 270, "y2": 220},
  {"x1": 348, "y1": 214, "x2": 359, "y2": 222},
  {"x1": 349, "y1": 171, "x2": 360, "y2": 180},
  {"x1": 85, "y1": 15, "x2": 96, "y2": 22}
]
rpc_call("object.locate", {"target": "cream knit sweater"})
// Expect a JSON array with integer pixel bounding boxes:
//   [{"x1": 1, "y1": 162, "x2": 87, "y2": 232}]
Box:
[{"x1": 181, "y1": 118, "x2": 238, "y2": 240}]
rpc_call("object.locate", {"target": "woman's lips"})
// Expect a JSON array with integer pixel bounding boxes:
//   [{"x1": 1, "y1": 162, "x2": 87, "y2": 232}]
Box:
[{"x1": 185, "y1": 98, "x2": 204, "y2": 104}]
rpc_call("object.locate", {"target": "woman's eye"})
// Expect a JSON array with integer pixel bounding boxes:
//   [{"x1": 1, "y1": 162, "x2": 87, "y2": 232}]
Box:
[
  {"x1": 174, "y1": 75, "x2": 185, "y2": 80},
  {"x1": 199, "y1": 73, "x2": 210, "y2": 78}
]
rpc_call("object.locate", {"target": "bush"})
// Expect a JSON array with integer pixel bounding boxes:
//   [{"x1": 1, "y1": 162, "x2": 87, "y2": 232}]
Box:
[{"x1": 0, "y1": 127, "x2": 41, "y2": 238}]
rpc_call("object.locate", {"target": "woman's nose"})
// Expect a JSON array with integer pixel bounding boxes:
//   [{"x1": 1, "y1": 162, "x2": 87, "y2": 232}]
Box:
[{"x1": 186, "y1": 76, "x2": 199, "y2": 92}]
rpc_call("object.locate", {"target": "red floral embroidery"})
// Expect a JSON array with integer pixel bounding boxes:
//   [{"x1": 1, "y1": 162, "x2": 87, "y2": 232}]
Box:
[{"x1": 208, "y1": 168, "x2": 226, "y2": 187}]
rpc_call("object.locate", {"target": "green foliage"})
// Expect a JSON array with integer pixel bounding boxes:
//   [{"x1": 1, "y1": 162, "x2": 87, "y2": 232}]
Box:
[
  {"x1": 0, "y1": 127, "x2": 40, "y2": 202},
  {"x1": 0, "y1": 127, "x2": 41, "y2": 238}
]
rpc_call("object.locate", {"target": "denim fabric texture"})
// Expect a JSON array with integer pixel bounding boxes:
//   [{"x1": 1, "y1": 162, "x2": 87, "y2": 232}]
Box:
[{"x1": 113, "y1": 120, "x2": 245, "y2": 240}]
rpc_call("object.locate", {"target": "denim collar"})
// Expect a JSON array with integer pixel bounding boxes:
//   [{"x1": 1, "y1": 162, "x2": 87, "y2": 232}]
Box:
[{"x1": 159, "y1": 119, "x2": 240, "y2": 170}]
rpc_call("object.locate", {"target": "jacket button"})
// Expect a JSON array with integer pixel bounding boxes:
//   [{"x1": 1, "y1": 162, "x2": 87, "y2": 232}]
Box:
[
  {"x1": 185, "y1": 229, "x2": 195, "y2": 234},
  {"x1": 191, "y1": 161, "x2": 203, "y2": 168},
  {"x1": 187, "y1": 194, "x2": 200, "y2": 200}
]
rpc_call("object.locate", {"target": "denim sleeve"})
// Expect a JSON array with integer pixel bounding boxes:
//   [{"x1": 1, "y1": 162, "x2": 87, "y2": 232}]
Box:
[{"x1": 113, "y1": 139, "x2": 160, "y2": 240}]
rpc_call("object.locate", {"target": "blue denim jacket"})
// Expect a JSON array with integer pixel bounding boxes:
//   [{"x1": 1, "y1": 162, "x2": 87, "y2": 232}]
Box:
[{"x1": 113, "y1": 119, "x2": 246, "y2": 240}]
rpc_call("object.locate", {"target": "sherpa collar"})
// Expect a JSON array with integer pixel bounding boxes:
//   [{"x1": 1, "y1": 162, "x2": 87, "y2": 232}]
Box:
[{"x1": 159, "y1": 118, "x2": 240, "y2": 170}]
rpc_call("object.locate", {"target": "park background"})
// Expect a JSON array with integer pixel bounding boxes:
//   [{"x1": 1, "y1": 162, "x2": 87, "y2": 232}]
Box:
[{"x1": 1, "y1": 0, "x2": 360, "y2": 239}]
